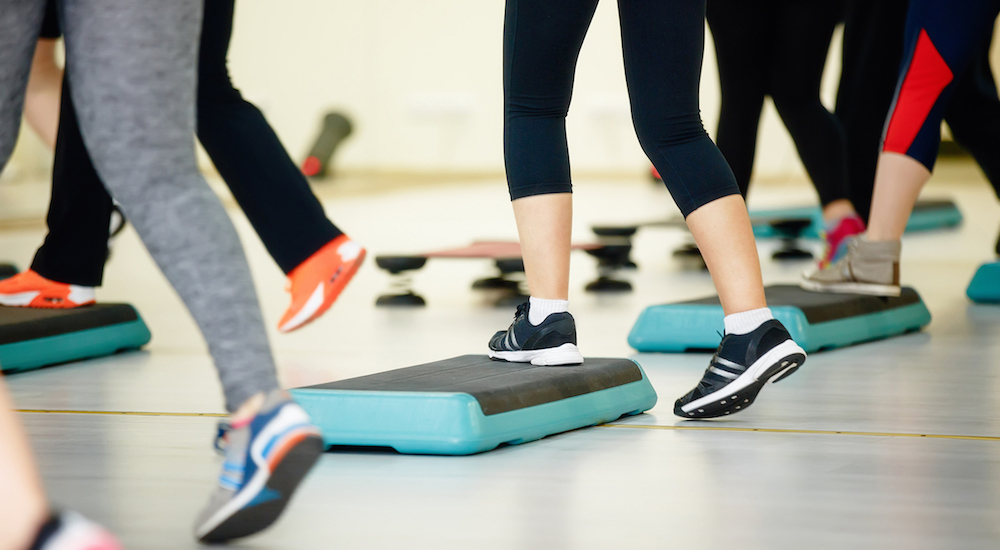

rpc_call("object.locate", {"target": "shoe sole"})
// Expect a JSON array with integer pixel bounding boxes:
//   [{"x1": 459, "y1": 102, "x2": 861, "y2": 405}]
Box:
[
  {"x1": 799, "y1": 278, "x2": 901, "y2": 297},
  {"x1": 489, "y1": 343, "x2": 584, "y2": 366},
  {"x1": 0, "y1": 291, "x2": 94, "y2": 309},
  {"x1": 279, "y1": 248, "x2": 366, "y2": 333},
  {"x1": 675, "y1": 340, "x2": 806, "y2": 419},
  {"x1": 198, "y1": 434, "x2": 324, "y2": 543}
]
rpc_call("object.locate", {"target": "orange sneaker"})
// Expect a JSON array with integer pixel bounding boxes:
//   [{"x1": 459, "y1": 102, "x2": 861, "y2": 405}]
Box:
[
  {"x1": 278, "y1": 235, "x2": 365, "y2": 332},
  {"x1": 0, "y1": 270, "x2": 95, "y2": 308}
]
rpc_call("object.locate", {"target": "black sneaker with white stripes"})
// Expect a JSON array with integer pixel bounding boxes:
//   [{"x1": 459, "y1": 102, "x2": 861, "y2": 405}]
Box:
[
  {"x1": 674, "y1": 319, "x2": 805, "y2": 418},
  {"x1": 488, "y1": 302, "x2": 583, "y2": 366}
]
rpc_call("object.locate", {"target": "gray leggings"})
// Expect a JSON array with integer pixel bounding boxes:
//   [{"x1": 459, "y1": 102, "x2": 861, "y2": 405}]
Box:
[{"x1": 0, "y1": 0, "x2": 278, "y2": 411}]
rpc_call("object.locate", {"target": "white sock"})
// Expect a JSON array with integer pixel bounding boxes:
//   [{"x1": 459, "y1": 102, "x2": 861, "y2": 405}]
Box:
[
  {"x1": 528, "y1": 297, "x2": 569, "y2": 326},
  {"x1": 724, "y1": 307, "x2": 774, "y2": 335}
]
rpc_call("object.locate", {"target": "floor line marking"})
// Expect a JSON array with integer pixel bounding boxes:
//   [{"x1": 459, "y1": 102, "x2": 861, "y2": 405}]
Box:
[
  {"x1": 601, "y1": 423, "x2": 1000, "y2": 442},
  {"x1": 16, "y1": 411, "x2": 1000, "y2": 441},
  {"x1": 16, "y1": 409, "x2": 227, "y2": 418}
]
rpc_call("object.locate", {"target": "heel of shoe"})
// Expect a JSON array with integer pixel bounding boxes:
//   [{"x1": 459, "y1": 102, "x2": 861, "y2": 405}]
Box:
[
  {"x1": 750, "y1": 340, "x2": 806, "y2": 383},
  {"x1": 530, "y1": 343, "x2": 583, "y2": 366}
]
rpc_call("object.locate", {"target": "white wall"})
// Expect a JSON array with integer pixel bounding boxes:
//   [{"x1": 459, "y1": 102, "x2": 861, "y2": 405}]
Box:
[
  {"x1": 0, "y1": 1, "x2": 876, "y2": 183},
  {"x1": 227, "y1": 0, "x2": 839, "y2": 179}
]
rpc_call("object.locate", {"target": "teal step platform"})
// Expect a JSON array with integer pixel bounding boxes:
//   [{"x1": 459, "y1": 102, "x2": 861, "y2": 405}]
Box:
[
  {"x1": 751, "y1": 199, "x2": 963, "y2": 239},
  {"x1": 290, "y1": 355, "x2": 658, "y2": 455},
  {"x1": 0, "y1": 304, "x2": 152, "y2": 374},
  {"x1": 967, "y1": 262, "x2": 1000, "y2": 303},
  {"x1": 629, "y1": 285, "x2": 931, "y2": 354}
]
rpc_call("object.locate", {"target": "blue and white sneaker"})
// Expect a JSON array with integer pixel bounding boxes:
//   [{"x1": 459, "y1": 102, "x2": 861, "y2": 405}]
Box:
[
  {"x1": 674, "y1": 320, "x2": 805, "y2": 418},
  {"x1": 488, "y1": 302, "x2": 583, "y2": 366},
  {"x1": 194, "y1": 390, "x2": 324, "y2": 543}
]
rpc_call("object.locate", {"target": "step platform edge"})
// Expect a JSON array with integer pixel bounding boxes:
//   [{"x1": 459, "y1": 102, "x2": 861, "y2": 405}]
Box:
[{"x1": 290, "y1": 360, "x2": 658, "y2": 455}]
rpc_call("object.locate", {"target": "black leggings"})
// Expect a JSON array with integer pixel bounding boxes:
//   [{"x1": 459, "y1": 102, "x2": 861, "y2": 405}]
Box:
[
  {"x1": 31, "y1": 0, "x2": 341, "y2": 286},
  {"x1": 707, "y1": 0, "x2": 848, "y2": 205},
  {"x1": 504, "y1": 0, "x2": 739, "y2": 217}
]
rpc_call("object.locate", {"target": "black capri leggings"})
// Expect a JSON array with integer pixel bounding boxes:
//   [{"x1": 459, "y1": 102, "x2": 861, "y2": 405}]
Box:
[{"x1": 504, "y1": 0, "x2": 740, "y2": 217}]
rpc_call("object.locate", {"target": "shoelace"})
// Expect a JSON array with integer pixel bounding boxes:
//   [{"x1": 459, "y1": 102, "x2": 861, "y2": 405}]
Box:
[
  {"x1": 213, "y1": 421, "x2": 232, "y2": 454},
  {"x1": 514, "y1": 302, "x2": 528, "y2": 320}
]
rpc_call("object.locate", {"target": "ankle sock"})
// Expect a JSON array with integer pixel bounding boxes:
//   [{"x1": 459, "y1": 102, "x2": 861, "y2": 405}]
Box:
[
  {"x1": 528, "y1": 297, "x2": 569, "y2": 326},
  {"x1": 724, "y1": 307, "x2": 773, "y2": 335}
]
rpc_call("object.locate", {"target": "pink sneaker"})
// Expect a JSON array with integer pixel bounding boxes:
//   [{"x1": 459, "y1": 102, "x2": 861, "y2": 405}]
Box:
[{"x1": 820, "y1": 214, "x2": 865, "y2": 268}]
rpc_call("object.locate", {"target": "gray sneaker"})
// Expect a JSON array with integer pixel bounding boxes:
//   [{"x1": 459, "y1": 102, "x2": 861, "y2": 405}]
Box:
[
  {"x1": 801, "y1": 236, "x2": 902, "y2": 296},
  {"x1": 194, "y1": 390, "x2": 324, "y2": 543}
]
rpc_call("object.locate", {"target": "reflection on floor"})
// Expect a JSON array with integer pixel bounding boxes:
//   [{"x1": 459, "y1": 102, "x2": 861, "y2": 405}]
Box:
[{"x1": 5, "y1": 166, "x2": 1000, "y2": 549}]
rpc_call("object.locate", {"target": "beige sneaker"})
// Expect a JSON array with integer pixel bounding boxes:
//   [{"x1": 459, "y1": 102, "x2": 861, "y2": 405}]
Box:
[{"x1": 801, "y1": 236, "x2": 901, "y2": 296}]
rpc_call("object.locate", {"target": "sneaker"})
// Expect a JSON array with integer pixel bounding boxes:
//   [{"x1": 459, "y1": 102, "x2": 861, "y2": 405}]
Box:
[
  {"x1": 278, "y1": 235, "x2": 365, "y2": 333},
  {"x1": 194, "y1": 390, "x2": 324, "y2": 543},
  {"x1": 488, "y1": 302, "x2": 583, "y2": 366},
  {"x1": 801, "y1": 236, "x2": 901, "y2": 296},
  {"x1": 674, "y1": 320, "x2": 806, "y2": 418},
  {"x1": 0, "y1": 270, "x2": 95, "y2": 308},
  {"x1": 30, "y1": 511, "x2": 122, "y2": 550},
  {"x1": 820, "y1": 214, "x2": 865, "y2": 268}
]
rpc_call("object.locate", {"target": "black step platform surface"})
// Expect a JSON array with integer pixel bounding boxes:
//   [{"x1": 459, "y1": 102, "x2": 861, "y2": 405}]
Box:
[
  {"x1": 679, "y1": 285, "x2": 924, "y2": 324},
  {"x1": 0, "y1": 304, "x2": 152, "y2": 373},
  {"x1": 629, "y1": 285, "x2": 932, "y2": 353},
  {"x1": 291, "y1": 355, "x2": 658, "y2": 455},
  {"x1": 305, "y1": 355, "x2": 645, "y2": 415}
]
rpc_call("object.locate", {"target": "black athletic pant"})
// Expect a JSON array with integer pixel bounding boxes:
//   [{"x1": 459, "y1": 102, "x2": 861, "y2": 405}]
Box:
[
  {"x1": 504, "y1": 0, "x2": 740, "y2": 217},
  {"x1": 31, "y1": 0, "x2": 341, "y2": 287},
  {"x1": 941, "y1": 31, "x2": 1000, "y2": 202},
  {"x1": 707, "y1": 0, "x2": 848, "y2": 205},
  {"x1": 835, "y1": 0, "x2": 1000, "y2": 224}
]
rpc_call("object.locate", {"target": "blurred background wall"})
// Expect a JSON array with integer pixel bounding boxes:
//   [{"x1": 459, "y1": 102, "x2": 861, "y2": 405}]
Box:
[{"x1": 11, "y1": 0, "x2": 994, "y2": 184}]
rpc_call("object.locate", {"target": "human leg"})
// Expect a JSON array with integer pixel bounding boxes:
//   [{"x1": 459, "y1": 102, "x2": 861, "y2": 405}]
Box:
[
  {"x1": 0, "y1": 380, "x2": 125, "y2": 550},
  {"x1": 622, "y1": 0, "x2": 765, "y2": 314},
  {"x1": 869, "y1": 0, "x2": 1000, "y2": 241},
  {"x1": 197, "y1": 0, "x2": 344, "y2": 274},
  {"x1": 62, "y1": 0, "x2": 277, "y2": 411},
  {"x1": 21, "y1": 0, "x2": 62, "y2": 149},
  {"x1": 0, "y1": 10, "x2": 119, "y2": 545},
  {"x1": 944, "y1": 29, "x2": 1000, "y2": 255},
  {"x1": 769, "y1": 0, "x2": 851, "y2": 214},
  {"x1": 706, "y1": 0, "x2": 771, "y2": 198},
  {"x1": 770, "y1": 0, "x2": 864, "y2": 265},
  {"x1": 60, "y1": 0, "x2": 321, "y2": 540},
  {"x1": 943, "y1": 27, "x2": 1000, "y2": 201},
  {"x1": 0, "y1": 382, "x2": 49, "y2": 550},
  {"x1": 805, "y1": 0, "x2": 1000, "y2": 294},
  {"x1": 196, "y1": 0, "x2": 363, "y2": 332},
  {"x1": 23, "y1": 40, "x2": 61, "y2": 149},
  {"x1": 619, "y1": 0, "x2": 805, "y2": 418},
  {"x1": 0, "y1": 2, "x2": 66, "y2": 543},
  {"x1": 488, "y1": 0, "x2": 600, "y2": 365},
  {"x1": 503, "y1": 0, "x2": 597, "y2": 300},
  {"x1": 28, "y1": 77, "x2": 114, "y2": 288},
  {"x1": 835, "y1": 0, "x2": 909, "y2": 225}
]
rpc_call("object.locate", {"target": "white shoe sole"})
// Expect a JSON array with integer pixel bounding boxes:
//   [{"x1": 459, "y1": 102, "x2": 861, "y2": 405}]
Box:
[
  {"x1": 279, "y1": 283, "x2": 325, "y2": 333},
  {"x1": 0, "y1": 291, "x2": 40, "y2": 306},
  {"x1": 489, "y1": 343, "x2": 583, "y2": 366},
  {"x1": 680, "y1": 339, "x2": 805, "y2": 414},
  {"x1": 0, "y1": 285, "x2": 95, "y2": 307},
  {"x1": 800, "y1": 277, "x2": 901, "y2": 297}
]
